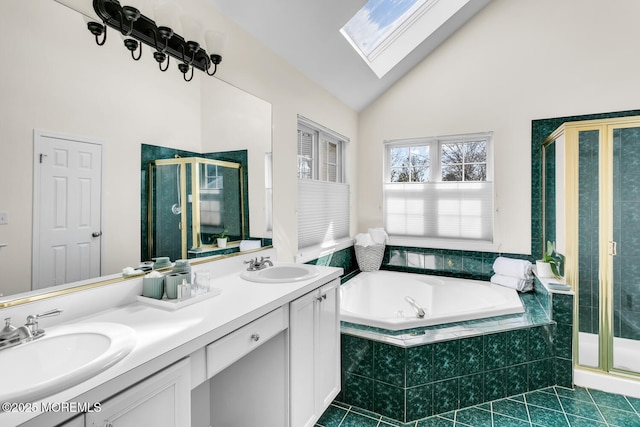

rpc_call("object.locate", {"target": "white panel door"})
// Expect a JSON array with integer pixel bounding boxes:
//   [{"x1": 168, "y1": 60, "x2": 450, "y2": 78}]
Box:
[{"x1": 33, "y1": 131, "x2": 102, "y2": 290}]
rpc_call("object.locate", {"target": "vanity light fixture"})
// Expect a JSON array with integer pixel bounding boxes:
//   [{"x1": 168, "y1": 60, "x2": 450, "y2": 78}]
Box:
[{"x1": 82, "y1": 0, "x2": 223, "y2": 81}]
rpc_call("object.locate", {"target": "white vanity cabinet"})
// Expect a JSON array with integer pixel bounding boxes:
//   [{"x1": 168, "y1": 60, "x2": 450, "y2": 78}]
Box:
[
  {"x1": 85, "y1": 359, "x2": 190, "y2": 427},
  {"x1": 289, "y1": 278, "x2": 341, "y2": 427}
]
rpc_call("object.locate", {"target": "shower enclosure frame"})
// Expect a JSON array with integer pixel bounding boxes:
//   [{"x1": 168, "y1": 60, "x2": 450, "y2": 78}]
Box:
[
  {"x1": 543, "y1": 115, "x2": 640, "y2": 381},
  {"x1": 148, "y1": 157, "x2": 246, "y2": 260}
]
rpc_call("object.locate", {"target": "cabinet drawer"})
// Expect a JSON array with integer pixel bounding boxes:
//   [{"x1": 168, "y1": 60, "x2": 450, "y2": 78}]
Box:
[{"x1": 206, "y1": 307, "x2": 287, "y2": 378}]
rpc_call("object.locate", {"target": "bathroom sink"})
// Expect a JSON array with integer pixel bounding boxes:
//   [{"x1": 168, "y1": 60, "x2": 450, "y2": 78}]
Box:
[
  {"x1": 0, "y1": 322, "x2": 136, "y2": 403},
  {"x1": 241, "y1": 264, "x2": 319, "y2": 283}
]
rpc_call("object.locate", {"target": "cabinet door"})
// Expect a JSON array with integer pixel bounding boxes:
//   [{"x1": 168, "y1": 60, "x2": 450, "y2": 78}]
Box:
[
  {"x1": 86, "y1": 359, "x2": 190, "y2": 427},
  {"x1": 290, "y1": 278, "x2": 341, "y2": 427},
  {"x1": 290, "y1": 289, "x2": 317, "y2": 427},
  {"x1": 315, "y1": 280, "x2": 340, "y2": 410}
]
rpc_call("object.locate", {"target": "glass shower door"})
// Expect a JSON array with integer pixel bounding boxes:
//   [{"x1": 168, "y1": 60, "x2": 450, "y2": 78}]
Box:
[
  {"x1": 577, "y1": 129, "x2": 601, "y2": 369},
  {"x1": 611, "y1": 125, "x2": 640, "y2": 374}
]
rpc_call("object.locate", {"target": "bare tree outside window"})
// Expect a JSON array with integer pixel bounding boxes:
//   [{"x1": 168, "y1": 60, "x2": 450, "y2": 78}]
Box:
[
  {"x1": 390, "y1": 145, "x2": 429, "y2": 182},
  {"x1": 441, "y1": 140, "x2": 487, "y2": 181}
]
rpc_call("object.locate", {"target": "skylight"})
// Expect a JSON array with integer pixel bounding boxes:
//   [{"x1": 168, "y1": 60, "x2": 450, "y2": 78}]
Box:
[
  {"x1": 340, "y1": 0, "x2": 487, "y2": 79},
  {"x1": 341, "y1": 0, "x2": 429, "y2": 58}
]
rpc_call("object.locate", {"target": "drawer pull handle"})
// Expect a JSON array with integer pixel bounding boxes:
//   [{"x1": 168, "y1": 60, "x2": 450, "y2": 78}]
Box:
[{"x1": 251, "y1": 333, "x2": 260, "y2": 342}]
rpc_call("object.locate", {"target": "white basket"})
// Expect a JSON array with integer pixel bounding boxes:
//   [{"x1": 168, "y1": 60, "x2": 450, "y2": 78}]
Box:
[{"x1": 355, "y1": 244, "x2": 385, "y2": 272}]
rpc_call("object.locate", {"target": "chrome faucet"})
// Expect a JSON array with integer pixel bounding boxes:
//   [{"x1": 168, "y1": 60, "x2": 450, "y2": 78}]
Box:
[
  {"x1": 405, "y1": 296, "x2": 426, "y2": 318},
  {"x1": 0, "y1": 309, "x2": 63, "y2": 350},
  {"x1": 244, "y1": 256, "x2": 273, "y2": 271}
]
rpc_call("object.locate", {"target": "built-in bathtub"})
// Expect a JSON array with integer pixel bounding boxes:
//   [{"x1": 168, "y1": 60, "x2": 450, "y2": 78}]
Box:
[
  {"x1": 337, "y1": 270, "x2": 565, "y2": 423},
  {"x1": 340, "y1": 270, "x2": 525, "y2": 330}
]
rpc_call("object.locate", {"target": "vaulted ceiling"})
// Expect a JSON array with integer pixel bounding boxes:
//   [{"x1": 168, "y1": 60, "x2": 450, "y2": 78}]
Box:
[{"x1": 208, "y1": 0, "x2": 491, "y2": 111}]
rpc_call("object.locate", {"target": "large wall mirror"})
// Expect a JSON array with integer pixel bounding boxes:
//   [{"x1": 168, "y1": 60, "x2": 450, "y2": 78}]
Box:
[{"x1": 0, "y1": 2, "x2": 272, "y2": 305}]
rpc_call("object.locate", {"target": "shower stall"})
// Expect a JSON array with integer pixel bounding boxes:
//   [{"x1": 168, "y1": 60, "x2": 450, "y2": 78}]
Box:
[
  {"x1": 543, "y1": 116, "x2": 640, "y2": 389},
  {"x1": 147, "y1": 157, "x2": 245, "y2": 261}
]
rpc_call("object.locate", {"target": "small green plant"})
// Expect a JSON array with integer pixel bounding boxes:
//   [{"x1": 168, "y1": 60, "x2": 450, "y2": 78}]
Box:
[
  {"x1": 217, "y1": 227, "x2": 229, "y2": 239},
  {"x1": 542, "y1": 240, "x2": 564, "y2": 277}
]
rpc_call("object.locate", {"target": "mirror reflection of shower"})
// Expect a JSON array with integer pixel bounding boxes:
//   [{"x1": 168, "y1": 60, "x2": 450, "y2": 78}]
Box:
[
  {"x1": 171, "y1": 164, "x2": 182, "y2": 216},
  {"x1": 148, "y1": 157, "x2": 246, "y2": 260}
]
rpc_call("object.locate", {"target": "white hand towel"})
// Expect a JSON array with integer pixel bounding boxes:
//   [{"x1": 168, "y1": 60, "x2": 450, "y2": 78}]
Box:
[
  {"x1": 240, "y1": 240, "x2": 261, "y2": 252},
  {"x1": 368, "y1": 228, "x2": 388, "y2": 245},
  {"x1": 491, "y1": 274, "x2": 533, "y2": 292},
  {"x1": 492, "y1": 257, "x2": 533, "y2": 280},
  {"x1": 355, "y1": 233, "x2": 374, "y2": 247}
]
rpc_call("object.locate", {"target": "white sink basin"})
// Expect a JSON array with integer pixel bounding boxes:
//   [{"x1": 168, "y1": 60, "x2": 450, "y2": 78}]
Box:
[
  {"x1": 0, "y1": 322, "x2": 136, "y2": 403},
  {"x1": 241, "y1": 264, "x2": 319, "y2": 283}
]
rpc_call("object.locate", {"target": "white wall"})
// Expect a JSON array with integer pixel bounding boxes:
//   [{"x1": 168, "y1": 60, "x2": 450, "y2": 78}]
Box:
[
  {"x1": 0, "y1": 0, "x2": 357, "y2": 297},
  {"x1": 357, "y1": 0, "x2": 640, "y2": 254}
]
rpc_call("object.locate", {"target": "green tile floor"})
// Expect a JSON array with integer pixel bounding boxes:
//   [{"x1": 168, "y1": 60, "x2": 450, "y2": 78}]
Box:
[{"x1": 316, "y1": 386, "x2": 640, "y2": 427}]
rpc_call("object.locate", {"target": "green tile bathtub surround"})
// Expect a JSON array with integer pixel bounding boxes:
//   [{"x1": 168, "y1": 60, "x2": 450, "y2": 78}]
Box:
[
  {"x1": 381, "y1": 246, "x2": 536, "y2": 281},
  {"x1": 374, "y1": 342, "x2": 406, "y2": 386},
  {"x1": 458, "y1": 373, "x2": 484, "y2": 408},
  {"x1": 406, "y1": 384, "x2": 434, "y2": 421},
  {"x1": 308, "y1": 245, "x2": 359, "y2": 282},
  {"x1": 342, "y1": 334, "x2": 374, "y2": 377},
  {"x1": 432, "y1": 340, "x2": 460, "y2": 381},
  {"x1": 505, "y1": 363, "x2": 528, "y2": 396},
  {"x1": 433, "y1": 378, "x2": 459, "y2": 414},
  {"x1": 551, "y1": 293, "x2": 573, "y2": 325},
  {"x1": 554, "y1": 324, "x2": 572, "y2": 357},
  {"x1": 373, "y1": 382, "x2": 405, "y2": 421},
  {"x1": 484, "y1": 333, "x2": 507, "y2": 371},
  {"x1": 506, "y1": 328, "x2": 529, "y2": 365},
  {"x1": 527, "y1": 358, "x2": 552, "y2": 391},
  {"x1": 483, "y1": 367, "x2": 507, "y2": 401},
  {"x1": 342, "y1": 373, "x2": 374, "y2": 411},
  {"x1": 406, "y1": 344, "x2": 434, "y2": 387},
  {"x1": 459, "y1": 336, "x2": 484, "y2": 375}
]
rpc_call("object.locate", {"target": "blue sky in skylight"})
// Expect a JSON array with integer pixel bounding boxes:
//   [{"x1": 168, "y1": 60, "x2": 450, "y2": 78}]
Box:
[{"x1": 342, "y1": 0, "x2": 428, "y2": 56}]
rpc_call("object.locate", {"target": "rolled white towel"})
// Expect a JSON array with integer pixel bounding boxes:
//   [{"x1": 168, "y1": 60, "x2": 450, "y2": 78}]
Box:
[
  {"x1": 493, "y1": 257, "x2": 533, "y2": 280},
  {"x1": 491, "y1": 274, "x2": 533, "y2": 292},
  {"x1": 368, "y1": 228, "x2": 388, "y2": 245},
  {"x1": 355, "y1": 233, "x2": 374, "y2": 247}
]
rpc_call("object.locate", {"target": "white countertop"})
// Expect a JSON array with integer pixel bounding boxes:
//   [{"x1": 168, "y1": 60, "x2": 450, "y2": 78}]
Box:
[{"x1": 4, "y1": 262, "x2": 342, "y2": 426}]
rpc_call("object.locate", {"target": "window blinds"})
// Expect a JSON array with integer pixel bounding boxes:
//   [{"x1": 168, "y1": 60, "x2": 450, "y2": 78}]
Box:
[
  {"x1": 298, "y1": 179, "x2": 350, "y2": 249},
  {"x1": 384, "y1": 181, "x2": 493, "y2": 241}
]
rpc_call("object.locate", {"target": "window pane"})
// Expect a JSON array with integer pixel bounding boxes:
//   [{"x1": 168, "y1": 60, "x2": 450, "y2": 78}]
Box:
[
  {"x1": 463, "y1": 140, "x2": 487, "y2": 163},
  {"x1": 411, "y1": 166, "x2": 429, "y2": 182},
  {"x1": 465, "y1": 164, "x2": 486, "y2": 181},
  {"x1": 442, "y1": 164, "x2": 463, "y2": 181},
  {"x1": 442, "y1": 143, "x2": 464, "y2": 165},
  {"x1": 390, "y1": 147, "x2": 410, "y2": 167},
  {"x1": 410, "y1": 145, "x2": 429, "y2": 167},
  {"x1": 390, "y1": 167, "x2": 410, "y2": 182},
  {"x1": 298, "y1": 157, "x2": 312, "y2": 179}
]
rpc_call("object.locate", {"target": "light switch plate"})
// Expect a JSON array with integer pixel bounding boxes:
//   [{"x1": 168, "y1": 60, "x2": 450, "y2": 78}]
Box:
[{"x1": 0, "y1": 211, "x2": 8, "y2": 225}]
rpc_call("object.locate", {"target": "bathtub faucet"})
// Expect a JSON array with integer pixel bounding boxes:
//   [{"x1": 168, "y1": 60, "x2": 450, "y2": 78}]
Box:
[{"x1": 405, "y1": 296, "x2": 426, "y2": 318}]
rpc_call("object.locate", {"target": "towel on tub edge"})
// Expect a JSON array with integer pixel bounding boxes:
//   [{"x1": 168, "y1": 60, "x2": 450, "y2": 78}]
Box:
[
  {"x1": 491, "y1": 274, "x2": 533, "y2": 292},
  {"x1": 492, "y1": 257, "x2": 533, "y2": 280}
]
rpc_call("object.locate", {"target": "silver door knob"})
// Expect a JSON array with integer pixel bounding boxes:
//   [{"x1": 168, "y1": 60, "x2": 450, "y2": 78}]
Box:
[
  {"x1": 251, "y1": 333, "x2": 260, "y2": 342},
  {"x1": 92, "y1": 231, "x2": 102, "y2": 238}
]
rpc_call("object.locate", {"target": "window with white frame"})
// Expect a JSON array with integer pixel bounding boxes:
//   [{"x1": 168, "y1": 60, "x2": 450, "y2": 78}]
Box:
[
  {"x1": 297, "y1": 116, "x2": 349, "y2": 250},
  {"x1": 384, "y1": 132, "x2": 493, "y2": 243}
]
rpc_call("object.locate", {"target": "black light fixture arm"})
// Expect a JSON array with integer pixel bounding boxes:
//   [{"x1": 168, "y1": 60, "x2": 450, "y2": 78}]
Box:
[
  {"x1": 91, "y1": 0, "x2": 221, "y2": 76},
  {"x1": 87, "y1": 21, "x2": 107, "y2": 46}
]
